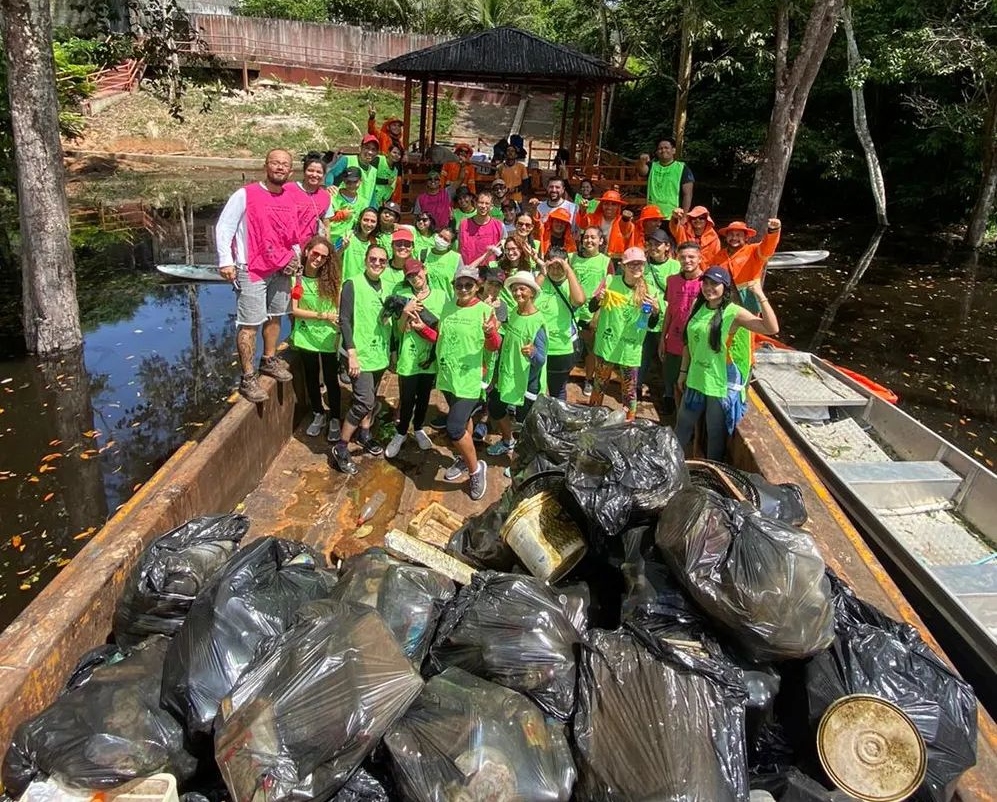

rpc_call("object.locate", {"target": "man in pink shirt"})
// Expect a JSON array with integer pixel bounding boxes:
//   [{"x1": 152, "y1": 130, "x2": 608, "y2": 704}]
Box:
[
  {"x1": 660, "y1": 241, "x2": 703, "y2": 416},
  {"x1": 457, "y1": 190, "x2": 504, "y2": 267}
]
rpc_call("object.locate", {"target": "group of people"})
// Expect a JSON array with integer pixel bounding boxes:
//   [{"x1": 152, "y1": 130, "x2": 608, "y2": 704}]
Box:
[{"x1": 215, "y1": 131, "x2": 782, "y2": 499}]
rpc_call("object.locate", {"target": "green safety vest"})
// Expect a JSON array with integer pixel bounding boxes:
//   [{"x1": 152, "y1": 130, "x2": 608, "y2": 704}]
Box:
[
  {"x1": 345, "y1": 274, "x2": 391, "y2": 372},
  {"x1": 424, "y1": 249, "x2": 459, "y2": 298},
  {"x1": 644, "y1": 258, "x2": 680, "y2": 333},
  {"x1": 570, "y1": 251, "x2": 611, "y2": 323},
  {"x1": 372, "y1": 156, "x2": 399, "y2": 208},
  {"x1": 686, "y1": 302, "x2": 740, "y2": 397},
  {"x1": 414, "y1": 234, "x2": 435, "y2": 260},
  {"x1": 538, "y1": 278, "x2": 577, "y2": 357},
  {"x1": 593, "y1": 274, "x2": 649, "y2": 368},
  {"x1": 647, "y1": 160, "x2": 686, "y2": 211},
  {"x1": 289, "y1": 276, "x2": 339, "y2": 352},
  {"x1": 574, "y1": 194, "x2": 599, "y2": 215},
  {"x1": 341, "y1": 233, "x2": 370, "y2": 283},
  {"x1": 436, "y1": 300, "x2": 493, "y2": 399},
  {"x1": 328, "y1": 155, "x2": 378, "y2": 209},
  {"x1": 375, "y1": 229, "x2": 394, "y2": 256},
  {"x1": 382, "y1": 265, "x2": 405, "y2": 295},
  {"x1": 452, "y1": 208, "x2": 475, "y2": 238},
  {"x1": 496, "y1": 308, "x2": 546, "y2": 405},
  {"x1": 393, "y1": 286, "x2": 446, "y2": 376},
  {"x1": 328, "y1": 192, "x2": 362, "y2": 243}
]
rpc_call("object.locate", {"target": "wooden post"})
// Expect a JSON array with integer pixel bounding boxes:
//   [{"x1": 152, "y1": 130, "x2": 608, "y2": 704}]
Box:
[
  {"x1": 418, "y1": 78, "x2": 429, "y2": 155},
  {"x1": 402, "y1": 77, "x2": 413, "y2": 152},
  {"x1": 430, "y1": 79, "x2": 439, "y2": 146},
  {"x1": 568, "y1": 87, "x2": 583, "y2": 165},
  {"x1": 242, "y1": 62, "x2": 249, "y2": 92},
  {"x1": 586, "y1": 84, "x2": 604, "y2": 170},
  {"x1": 558, "y1": 88, "x2": 569, "y2": 149}
]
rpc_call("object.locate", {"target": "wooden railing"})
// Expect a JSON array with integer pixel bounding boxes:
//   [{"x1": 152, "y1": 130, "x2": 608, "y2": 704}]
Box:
[{"x1": 90, "y1": 59, "x2": 145, "y2": 94}]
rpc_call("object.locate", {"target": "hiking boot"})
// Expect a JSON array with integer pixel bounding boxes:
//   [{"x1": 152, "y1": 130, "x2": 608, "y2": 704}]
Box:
[
  {"x1": 486, "y1": 439, "x2": 515, "y2": 457},
  {"x1": 239, "y1": 373, "x2": 268, "y2": 404},
  {"x1": 582, "y1": 381, "x2": 593, "y2": 397},
  {"x1": 472, "y1": 422, "x2": 488, "y2": 442},
  {"x1": 259, "y1": 355, "x2": 292, "y2": 382},
  {"x1": 385, "y1": 432, "x2": 407, "y2": 459},
  {"x1": 332, "y1": 443, "x2": 358, "y2": 475},
  {"x1": 444, "y1": 456, "x2": 468, "y2": 482},
  {"x1": 306, "y1": 412, "x2": 326, "y2": 437},
  {"x1": 326, "y1": 418, "x2": 341, "y2": 442},
  {"x1": 357, "y1": 433, "x2": 384, "y2": 456},
  {"x1": 469, "y1": 460, "x2": 488, "y2": 501},
  {"x1": 414, "y1": 429, "x2": 433, "y2": 450},
  {"x1": 271, "y1": 354, "x2": 291, "y2": 372}
]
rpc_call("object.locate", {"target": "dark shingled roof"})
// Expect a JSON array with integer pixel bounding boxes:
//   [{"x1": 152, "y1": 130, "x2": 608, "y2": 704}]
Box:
[{"x1": 375, "y1": 26, "x2": 632, "y2": 87}]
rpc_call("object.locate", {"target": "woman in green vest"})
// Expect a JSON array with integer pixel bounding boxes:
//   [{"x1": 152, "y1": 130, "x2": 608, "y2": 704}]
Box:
[
  {"x1": 588, "y1": 247, "x2": 661, "y2": 422},
  {"x1": 371, "y1": 144, "x2": 403, "y2": 208},
  {"x1": 327, "y1": 166, "x2": 364, "y2": 245},
  {"x1": 424, "y1": 226, "x2": 460, "y2": 298},
  {"x1": 408, "y1": 265, "x2": 500, "y2": 501},
  {"x1": 374, "y1": 202, "x2": 402, "y2": 254},
  {"x1": 332, "y1": 244, "x2": 393, "y2": 476},
  {"x1": 385, "y1": 259, "x2": 447, "y2": 459},
  {"x1": 535, "y1": 247, "x2": 585, "y2": 400},
  {"x1": 413, "y1": 212, "x2": 436, "y2": 260},
  {"x1": 290, "y1": 236, "x2": 342, "y2": 443},
  {"x1": 486, "y1": 271, "x2": 548, "y2": 457},
  {"x1": 340, "y1": 208, "x2": 378, "y2": 283},
  {"x1": 570, "y1": 226, "x2": 612, "y2": 396},
  {"x1": 675, "y1": 265, "x2": 778, "y2": 460}
]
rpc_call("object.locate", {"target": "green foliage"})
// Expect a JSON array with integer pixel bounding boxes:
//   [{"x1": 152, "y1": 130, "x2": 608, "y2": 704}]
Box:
[{"x1": 235, "y1": 0, "x2": 328, "y2": 22}]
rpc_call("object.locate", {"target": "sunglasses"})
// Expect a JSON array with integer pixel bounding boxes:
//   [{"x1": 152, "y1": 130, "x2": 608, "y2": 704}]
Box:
[
  {"x1": 368, "y1": 257, "x2": 388, "y2": 265},
  {"x1": 516, "y1": 221, "x2": 534, "y2": 228},
  {"x1": 395, "y1": 242, "x2": 413, "y2": 248},
  {"x1": 454, "y1": 281, "x2": 477, "y2": 290},
  {"x1": 308, "y1": 252, "x2": 329, "y2": 261},
  {"x1": 417, "y1": 216, "x2": 432, "y2": 222}
]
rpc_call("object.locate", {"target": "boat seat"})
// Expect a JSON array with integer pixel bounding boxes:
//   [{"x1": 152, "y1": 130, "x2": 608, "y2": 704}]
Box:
[{"x1": 828, "y1": 460, "x2": 962, "y2": 510}]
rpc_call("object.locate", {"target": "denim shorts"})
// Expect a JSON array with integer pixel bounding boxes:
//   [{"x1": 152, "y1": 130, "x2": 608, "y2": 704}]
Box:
[{"x1": 234, "y1": 266, "x2": 291, "y2": 327}]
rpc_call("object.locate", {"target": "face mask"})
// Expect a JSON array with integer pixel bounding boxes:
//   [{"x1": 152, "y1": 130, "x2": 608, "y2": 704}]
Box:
[{"x1": 433, "y1": 235, "x2": 450, "y2": 251}]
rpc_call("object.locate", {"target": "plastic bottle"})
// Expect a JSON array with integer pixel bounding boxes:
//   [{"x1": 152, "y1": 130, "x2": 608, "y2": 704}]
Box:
[
  {"x1": 356, "y1": 490, "x2": 386, "y2": 526},
  {"x1": 636, "y1": 300, "x2": 653, "y2": 330}
]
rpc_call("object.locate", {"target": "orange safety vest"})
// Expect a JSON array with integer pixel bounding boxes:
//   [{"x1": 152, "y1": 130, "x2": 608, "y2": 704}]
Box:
[
  {"x1": 669, "y1": 219, "x2": 723, "y2": 266},
  {"x1": 716, "y1": 230, "x2": 780, "y2": 286}
]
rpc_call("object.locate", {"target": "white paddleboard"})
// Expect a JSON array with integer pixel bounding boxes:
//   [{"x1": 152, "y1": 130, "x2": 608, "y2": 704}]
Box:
[
  {"x1": 766, "y1": 250, "x2": 830, "y2": 268},
  {"x1": 156, "y1": 264, "x2": 227, "y2": 282}
]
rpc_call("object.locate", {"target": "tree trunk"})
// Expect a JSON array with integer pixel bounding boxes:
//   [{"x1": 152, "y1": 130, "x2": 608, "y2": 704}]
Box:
[
  {"x1": 745, "y1": 0, "x2": 845, "y2": 231},
  {"x1": 842, "y1": 5, "x2": 888, "y2": 226},
  {"x1": 1, "y1": 0, "x2": 81, "y2": 354},
  {"x1": 965, "y1": 85, "x2": 997, "y2": 248},
  {"x1": 673, "y1": 0, "x2": 695, "y2": 157}
]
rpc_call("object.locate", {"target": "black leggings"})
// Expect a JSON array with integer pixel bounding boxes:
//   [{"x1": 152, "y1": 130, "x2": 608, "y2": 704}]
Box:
[
  {"x1": 297, "y1": 349, "x2": 341, "y2": 417},
  {"x1": 443, "y1": 392, "x2": 481, "y2": 442},
  {"x1": 397, "y1": 372, "x2": 435, "y2": 434},
  {"x1": 546, "y1": 352, "x2": 576, "y2": 401}
]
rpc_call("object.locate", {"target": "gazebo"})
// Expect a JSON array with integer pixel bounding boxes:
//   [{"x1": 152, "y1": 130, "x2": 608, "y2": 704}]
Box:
[{"x1": 374, "y1": 26, "x2": 633, "y2": 170}]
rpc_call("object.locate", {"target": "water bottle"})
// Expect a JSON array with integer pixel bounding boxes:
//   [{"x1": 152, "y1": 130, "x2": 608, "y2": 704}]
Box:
[
  {"x1": 356, "y1": 489, "x2": 386, "y2": 526},
  {"x1": 636, "y1": 300, "x2": 653, "y2": 330}
]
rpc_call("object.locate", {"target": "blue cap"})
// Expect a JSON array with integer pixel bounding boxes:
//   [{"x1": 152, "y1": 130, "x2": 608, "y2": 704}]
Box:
[{"x1": 702, "y1": 265, "x2": 732, "y2": 286}]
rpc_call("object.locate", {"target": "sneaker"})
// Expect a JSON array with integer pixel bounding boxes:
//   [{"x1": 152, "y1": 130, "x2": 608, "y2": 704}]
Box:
[
  {"x1": 238, "y1": 374, "x2": 268, "y2": 403},
  {"x1": 469, "y1": 460, "x2": 488, "y2": 501},
  {"x1": 443, "y1": 456, "x2": 468, "y2": 482},
  {"x1": 385, "y1": 432, "x2": 407, "y2": 458},
  {"x1": 333, "y1": 443, "x2": 358, "y2": 475},
  {"x1": 357, "y1": 434, "x2": 384, "y2": 456},
  {"x1": 306, "y1": 412, "x2": 326, "y2": 437},
  {"x1": 472, "y1": 422, "x2": 488, "y2": 442},
  {"x1": 414, "y1": 429, "x2": 433, "y2": 450},
  {"x1": 429, "y1": 415, "x2": 448, "y2": 431},
  {"x1": 326, "y1": 418, "x2": 341, "y2": 442},
  {"x1": 259, "y1": 355, "x2": 292, "y2": 382},
  {"x1": 486, "y1": 439, "x2": 515, "y2": 457},
  {"x1": 582, "y1": 381, "x2": 593, "y2": 397},
  {"x1": 271, "y1": 354, "x2": 291, "y2": 372}
]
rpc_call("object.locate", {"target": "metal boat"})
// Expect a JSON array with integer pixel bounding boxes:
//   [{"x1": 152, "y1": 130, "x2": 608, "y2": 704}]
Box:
[{"x1": 752, "y1": 348, "x2": 997, "y2": 706}]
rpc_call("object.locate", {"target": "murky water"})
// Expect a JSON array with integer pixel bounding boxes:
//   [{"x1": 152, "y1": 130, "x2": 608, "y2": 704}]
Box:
[{"x1": 0, "y1": 190, "x2": 994, "y2": 630}]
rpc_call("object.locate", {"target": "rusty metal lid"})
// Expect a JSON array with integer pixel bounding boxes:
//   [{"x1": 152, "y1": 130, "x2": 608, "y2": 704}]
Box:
[{"x1": 817, "y1": 694, "x2": 927, "y2": 802}]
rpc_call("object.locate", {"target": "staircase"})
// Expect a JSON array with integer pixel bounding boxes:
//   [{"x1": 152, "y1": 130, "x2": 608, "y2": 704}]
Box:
[{"x1": 83, "y1": 59, "x2": 145, "y2": 116}]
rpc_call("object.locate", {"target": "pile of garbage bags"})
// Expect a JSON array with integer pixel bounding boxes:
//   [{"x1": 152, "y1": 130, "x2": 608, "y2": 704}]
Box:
[{"x1": 1, "y1": 399, "x2": 981, "y2": 802}]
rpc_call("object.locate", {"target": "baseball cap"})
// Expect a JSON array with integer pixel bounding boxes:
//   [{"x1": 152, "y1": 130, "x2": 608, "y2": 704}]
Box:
[
  {"x1": 454, "y1": 265, "x2": 481, "y2": 284},
  {"x1": 342, "y1": 167, "x2": 362, "y2": 182},
  {"x1": 484, "y1": 267, "x2": 507, "y2": 284},
  {"x1": 427, "y1": 169, "x2": 441, "y2": 179},
  {"x1": 702, "y1": 265, "x2": 732, "y2": 286},
  {"x1": 361, "y1": 134, "x2": 379, "y2": 147},
  {"x1": 491, "y1": 178, "x2": 506, "y2": 187},
  {"x1": 381, "y1": 201, "x2": 402, "y2": 219},
  {"x1": 391, "y1": 229, "x2": 413, "y2": 244},
  {"x1": 647, "y1": 228, "x2": 672, "y2": 245},
  {"x1": 403, "y1": 257, "x2": 424, "y2": 277},
  {"x1": 621, "y1": 247, "x2": 646, "y2": 264}
]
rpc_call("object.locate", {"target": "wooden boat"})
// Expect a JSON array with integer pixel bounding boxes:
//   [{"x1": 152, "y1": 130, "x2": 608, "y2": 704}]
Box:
[
  {"x1": 1, "y1": 366, "x2": 995, "y2": 799},
  {"x1": 766, "y1": 249, "x2": 831, "y2": 268},
  {"x1": 752, "y1": 348, "x2": 997, "y2": 711},
  {"x1": 156, "y1": 264, "x2": 227, "y2": 282}
]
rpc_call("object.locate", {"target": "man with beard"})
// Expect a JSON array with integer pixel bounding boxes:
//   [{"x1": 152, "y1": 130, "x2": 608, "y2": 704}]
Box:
[
  {"x1": 217, "y1": 148, "x2": 299, "y2": 403},
  {"x1": 535, "y1": 177, "x2": 577, "y2": 229}
]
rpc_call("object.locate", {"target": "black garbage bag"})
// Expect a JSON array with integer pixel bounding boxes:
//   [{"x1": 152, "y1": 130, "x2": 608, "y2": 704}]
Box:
[
  {"x1": 566, "y1": 419, "x2": 688, "y2": 538},
  {"x1": 746, "y1": 474, "x2": 807, "y2": 527},
  {"x1": 573, "y1": 627, "x2": 749, "y2": 801},
  {"x1": 751, "y1": 767, "x2": 845, "y2": 801},
  {"x1": 515, "y1": 395, "x2": 611, "y2": 473},
  {"x1": 428, "y1": 572, "x2": 580, "y2": 721},
  {"x1": 2, "y1": 636, "x2": 198, "y2": 796},
  {"x1": 214, "y1": 599, "x2": 423, "y2": 802},
  {"x1": 384, "y1": 667, "x2": 576, "y2": 802},
  {"x1": 332, "y1": 763, "x2": 397, "y2": 802},
  {"x1": 113, "y1": 515, "x2": 249, "y2": 648},
  {"x1": 805, "y1": 575, "x2": 977, "y2": 802},
  {"x1": 161, "y1": 537, "x2": 336, "y2": 739},
  {"x1": 446, "y1": 492, "x2": 519, "y2": 571},
  {"x1": 329, "y1": 547, "x2": 455, "y2": 665},
  {"x1": 62, "y1": 644, "x2": 128, "y2": 692},
  {"x1": 655, "y1": 487, "x2": 834, "y2": 662}
]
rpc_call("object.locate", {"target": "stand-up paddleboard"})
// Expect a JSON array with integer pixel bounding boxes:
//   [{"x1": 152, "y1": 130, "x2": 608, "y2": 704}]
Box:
[
  {"x1": 156, "y1": 264, "x2": 227, "y2": 282},
  {"x1": 766, "y1": 250, "x2": 830, "y2": 268}
]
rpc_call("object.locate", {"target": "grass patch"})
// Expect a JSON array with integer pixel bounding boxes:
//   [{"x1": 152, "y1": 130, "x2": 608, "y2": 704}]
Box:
[{"x1": 76, "y1": 82, "x2": 458, "y2": 158}]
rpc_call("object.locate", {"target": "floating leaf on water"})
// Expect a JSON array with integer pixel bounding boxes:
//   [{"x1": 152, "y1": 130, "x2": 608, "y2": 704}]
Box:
[
  {"x1": 40, "y1": 453, "x2": 62, "y2": 463},
  {"x1": 27, "y1": 476, "x2": 39, "y2": 483},
  {"x1": 0, "y1": 378, "x2": 11, "y2": 384},
  {"x1": 19, "y1": 583, "x2": 31, "y2": 591},
  {"x1": 11, "y1": 535, "x2": 22, "y2": 548},
  {"x1": 42, "y1": 493, "x2": 54, "y2": 502},
  {"x1": 83, "y1": 430, "x2": 101, "y2": 438},
  {"x1": 73, "y1": 527, "x2": 96, "y2": 541}
]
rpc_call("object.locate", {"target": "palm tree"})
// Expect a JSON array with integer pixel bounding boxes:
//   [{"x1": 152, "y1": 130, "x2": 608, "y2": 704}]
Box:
[{"x1": 454, "y1": 0, "x2": 521, "y2": 33}]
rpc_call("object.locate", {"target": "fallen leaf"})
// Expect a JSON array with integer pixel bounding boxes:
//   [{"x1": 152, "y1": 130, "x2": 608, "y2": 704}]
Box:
[
  {"x1": 83, "y1": 429, "x2": 101, "y2": 438},
  {"x1": 43, "y1": 492, "x2": 55, "y2": 502},
  {"x1": 19, "y1": 583, "x2": 31, "y2": 591},
  {"x1": 27, "y1": 476, "x2": 39, "y2": 483},
  {"x1": 11, "y1": 535, "x2": 21, "y2": 548},
  {"x1": 48, "y1": 439, "x2": 62, "y2": 446},
  {"x1": 41, "y1": 453, "x2": 62, "y2": 462},
  {"x1": 73, "y1": 527, "x2": 96, "y2": 541}
]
